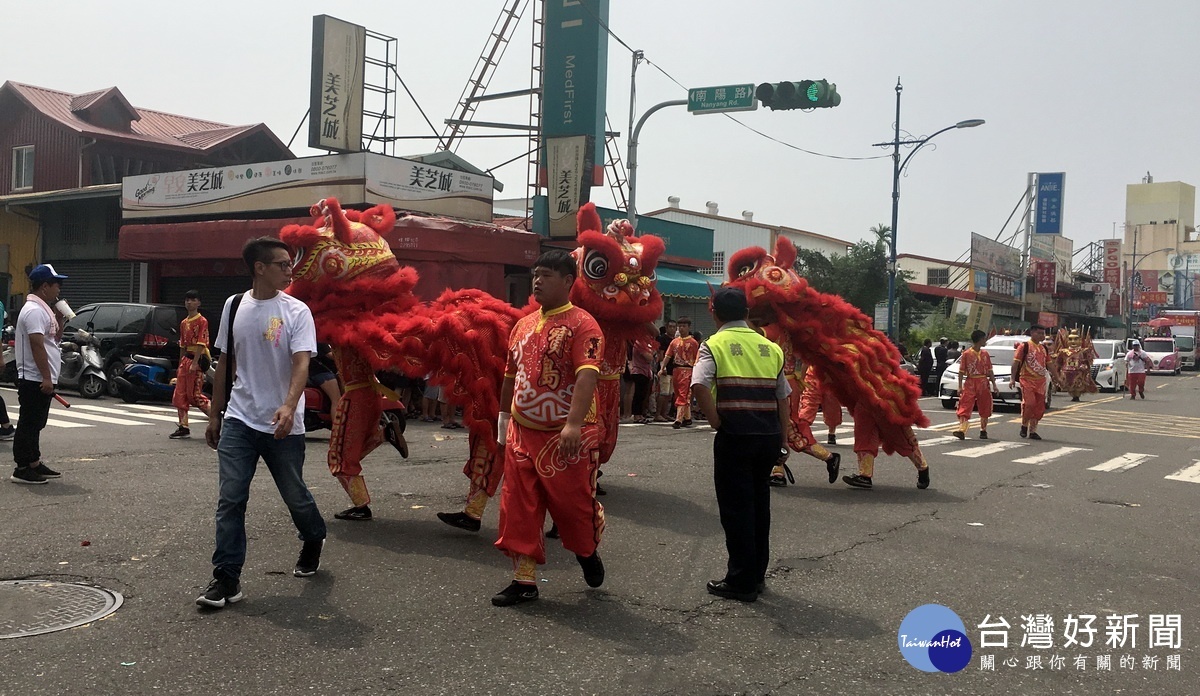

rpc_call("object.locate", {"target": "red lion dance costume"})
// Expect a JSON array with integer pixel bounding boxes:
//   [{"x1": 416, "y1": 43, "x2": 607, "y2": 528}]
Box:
[
  {"x1": 725, "y1": 237, "x2": 932, "y2": 490},
  {"x1": 281, "y1": 199, "x2": 525, "y2": 518}
]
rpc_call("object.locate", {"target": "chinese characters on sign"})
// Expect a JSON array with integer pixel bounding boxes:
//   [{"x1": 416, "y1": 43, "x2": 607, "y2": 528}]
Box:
[
  {"x1": 687, "y1": 83, "x2": 758, "y2": 115},
  {"x1": 975, "y1": 612, "x2": 1182, "y2": 673},
  {"x1": 309, "y1": 15, "x2": 366, "y2": 153},
  {"x1": 1034, "y1": 261, "x2": 1057, "y2": 293},
  {"x1": 1034, "y1": 172, "x2": 1066, "y2": 234},
  {"x1": 544, "y1": 134, "x2": 594, "y2": 238}
]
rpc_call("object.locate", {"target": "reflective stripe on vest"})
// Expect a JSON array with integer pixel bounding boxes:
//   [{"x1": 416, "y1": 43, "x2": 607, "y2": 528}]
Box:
[{"x1": 706, "y1": 327, "x2": 785, "y2": 435}]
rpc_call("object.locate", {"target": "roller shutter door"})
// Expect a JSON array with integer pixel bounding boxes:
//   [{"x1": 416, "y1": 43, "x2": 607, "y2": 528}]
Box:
[{"x1": 45, "y1": 260, "x2": 140, "y2": 308}]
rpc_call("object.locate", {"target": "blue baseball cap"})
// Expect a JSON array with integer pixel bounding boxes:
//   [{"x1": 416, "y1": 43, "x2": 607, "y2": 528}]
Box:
[{"x1": 29, "y1": 264, "x2": 68, "y2": 284}]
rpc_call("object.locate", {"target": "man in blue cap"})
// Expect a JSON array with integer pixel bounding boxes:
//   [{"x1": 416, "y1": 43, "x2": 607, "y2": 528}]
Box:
[{"x1": 11, "y1": 264, "x2": 68, "y2": 484}]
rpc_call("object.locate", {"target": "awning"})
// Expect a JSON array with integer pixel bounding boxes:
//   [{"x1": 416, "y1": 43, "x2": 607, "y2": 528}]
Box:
[{"x1": 656, "y1": 266, "x2": 717, "y2": 300}]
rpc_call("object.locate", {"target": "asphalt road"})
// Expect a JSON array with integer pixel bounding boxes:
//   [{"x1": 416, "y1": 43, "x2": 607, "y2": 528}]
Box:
[{"x1": 0, "y1": 374, "x2": 1197, "y2": 695}]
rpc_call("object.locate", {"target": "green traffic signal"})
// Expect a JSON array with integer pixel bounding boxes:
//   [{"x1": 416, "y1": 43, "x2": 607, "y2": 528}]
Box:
[{"x1": 754, "y1": 80, "x2": 841, "y2": 110}]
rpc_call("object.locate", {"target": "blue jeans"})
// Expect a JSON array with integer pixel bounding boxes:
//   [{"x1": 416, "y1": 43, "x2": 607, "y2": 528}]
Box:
[{"x1": 212, "y1": 418, "x2": 326, "y2": 581}]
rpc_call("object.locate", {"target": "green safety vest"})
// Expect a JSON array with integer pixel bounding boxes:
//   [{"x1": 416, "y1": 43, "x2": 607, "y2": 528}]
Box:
[{"x1": 705, "y1": 327, "x2": 785, "y2": 435}]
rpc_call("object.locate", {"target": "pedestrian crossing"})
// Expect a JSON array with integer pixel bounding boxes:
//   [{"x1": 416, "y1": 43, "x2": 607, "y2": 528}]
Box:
[{"x1": 3, "y1": 398, "x2": 203, "y2": 430}]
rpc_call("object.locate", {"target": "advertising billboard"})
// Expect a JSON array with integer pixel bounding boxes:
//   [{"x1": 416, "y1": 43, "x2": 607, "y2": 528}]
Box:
[
  {"x1": 1103, "y1": 239, "x2": 1122, "y2": 288},
  {"x1": 970, "y1": 233, "x2": 1022, "y2": 277},
  {"x1": 1034, "y1": 172, "x2": 1065, "y2": 234},
  {"x1": 309, "y1": 15, "x2": 366, "y2": 153}
]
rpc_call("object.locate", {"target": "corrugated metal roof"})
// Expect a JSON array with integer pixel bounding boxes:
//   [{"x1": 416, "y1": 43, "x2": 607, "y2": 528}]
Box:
[{"x1": 2, "y1": 81, "x2": 287, "y2": 156}]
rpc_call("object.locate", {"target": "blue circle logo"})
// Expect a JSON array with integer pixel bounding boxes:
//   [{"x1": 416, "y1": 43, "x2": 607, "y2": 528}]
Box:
[{"x1": 898, "y1": 604, "x2": 973, "y2": 673}]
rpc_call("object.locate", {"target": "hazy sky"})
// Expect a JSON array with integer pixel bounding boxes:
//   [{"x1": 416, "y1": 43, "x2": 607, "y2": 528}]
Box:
[{"x1": 5, "y1": 1, "x2": 1197, "y2": 259}]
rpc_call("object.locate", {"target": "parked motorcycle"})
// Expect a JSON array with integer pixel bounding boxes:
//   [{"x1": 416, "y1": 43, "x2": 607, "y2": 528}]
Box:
[
  {"x1": 113, "y1": 354, "x2": 177, "y2": 403},
  {"x1": 304, "y1": 380, "x2": 408, "y2": 457},
  {"x1": 58, "y1": 329, "x2": 107, "y2": 399}
]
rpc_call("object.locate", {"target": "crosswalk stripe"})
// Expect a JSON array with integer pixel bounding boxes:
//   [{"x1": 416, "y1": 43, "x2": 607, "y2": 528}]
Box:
[
  {"x1": 122, "y1": 403, "x2": 180, "y2": 414},
  {"x1": 8, "y1": 408, "x2": 93, "y2": 429},
  {"x1": 1013, "y1": 446, "x2": 1091, "y2": 465},
  {"x1": 46, "y1": 410, "x2": 147, "y2": 426},
  {"x1": 69, "y1": 404, "x2": 202, "y2": 424},
  {"x1": 945, "y1": 441, "x2": 1027, "y2": 458},
  {"x1": 1164, "y1": 460, "x2": 1200, "y2": 484},
  {"x1": 919, "y1": 435, "x2": 965, "y2": 447},
  {"x1": 1088, "y1": 453, "x2": 1157, "y2": 473}
]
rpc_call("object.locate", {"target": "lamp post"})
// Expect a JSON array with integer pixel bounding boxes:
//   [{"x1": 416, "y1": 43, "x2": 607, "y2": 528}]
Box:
[
  {"x1": 1125, "y1": 235, "x2": 1175, "y2": 338},
  {"x1": 872, "y1": 78, "x2": 984, "y2": 339}
]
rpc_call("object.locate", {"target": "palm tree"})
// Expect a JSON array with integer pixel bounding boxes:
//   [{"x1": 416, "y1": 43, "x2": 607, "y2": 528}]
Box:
[{"x1": 870, "y1": 223, "x2": 891, "y2": 253}]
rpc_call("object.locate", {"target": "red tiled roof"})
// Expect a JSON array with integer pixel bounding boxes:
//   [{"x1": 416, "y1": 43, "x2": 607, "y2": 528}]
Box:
[{"x1": 2, "y1": 81, "x2": 289, "y2": 156}]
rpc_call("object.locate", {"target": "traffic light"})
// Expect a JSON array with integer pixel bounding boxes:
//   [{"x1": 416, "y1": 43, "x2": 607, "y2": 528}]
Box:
[{"x1": 755, "y1": 80, "x2": 841, "y2": 110}]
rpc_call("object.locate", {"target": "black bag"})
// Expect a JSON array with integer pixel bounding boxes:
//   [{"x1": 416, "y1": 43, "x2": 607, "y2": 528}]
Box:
[{"x1": 196, "y1": 353, "x2": 211, "y2": 373}]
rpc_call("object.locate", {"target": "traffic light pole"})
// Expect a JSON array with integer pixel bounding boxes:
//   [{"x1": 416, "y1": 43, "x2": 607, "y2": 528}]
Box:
[{"x1": 627, "y1": 99, "x2": 687, "y2": 228}]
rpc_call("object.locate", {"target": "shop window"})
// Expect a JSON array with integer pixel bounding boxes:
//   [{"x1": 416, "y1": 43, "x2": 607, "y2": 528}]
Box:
[
  {"x1": 707, "y1": 251, "x2": 725, "y2": 277},
  {"x1": 11, "y1": 146, "x2": 33, "y2": 191},
  {"x1": 927, "y1": 268, "x2": 950, "y2": 286}
]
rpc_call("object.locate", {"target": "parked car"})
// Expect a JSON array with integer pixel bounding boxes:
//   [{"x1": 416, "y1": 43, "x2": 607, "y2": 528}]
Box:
[
  {"x1": 62, "y1": 303, "x2": 188, "y2": 395},
  {"x1": 939, "y1": 337, "x2": 1052, "y2": 411},
  {"x1": 1131, "y1": 336, "x2": 1181, "y2": 375},
  {"x1": 1090, "y1": 339, "x2": 1127, "y2": 392}
]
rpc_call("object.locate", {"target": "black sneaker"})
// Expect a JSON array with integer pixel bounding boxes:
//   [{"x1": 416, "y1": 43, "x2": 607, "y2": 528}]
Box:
[
  {"x1": 682, "y1": 419, "x2": 693, "y2": 427},
  {"x1": 10, "y1": 467, "x2": 47, "y2": 485},
  {"x1": 491, "y1": 581, "x2": 539, "y2": 606},
  {"x1": 827, "y1": 434, "x2": 837, "y2": 446},
  {"x1": 1019, "y1": 425, "x2": 1028, "y2": 438},
  {"x1": 334, "y1": 505, "x2": 372, "y2": 521},
  {"x1": 826, "y1": 453, "x2": 841, "y2": 484},
  {"x1": 979, "y1": 430, "x2": 989, "y2": 440},
  {"x1": 294, "y1": 539, "x2": 324, "y2": 577},
  {"x1": 169, "y1": 426, "x2": 190, "y2": 439},
  {"x1": 1029, "y1": 432, "x2": 1043, "y2": 441},
  {"x1": 672, "y1": 421, "x2": 682, "y2": 429},
  {"x1": 545, "y1": 523, "x2": 560, "y2": 539},
  {"x1": 31, "y1": 463, "x2": 61, "y2": 479},
  {"x1": 577, "y1": 552, "x2": 605, "y2": 588},
  {"x1": 842, "y1": 474, "x2": 873, "y2": 489},
  {"x1": 594, "y1": 484, "x2": 607, "y2": 496},
  {"x1": 706, "y1": 580, "x2": 758, "y2": 602},
  {"x1": 917, "y1": 467, "x2": 930, "y2": 490},
  {"x1": 0, "y1": 424, "x2": 14, "y2": 440},
  {"x1": 436, "y1": 511, "x2": 481, "y2": 532},
  {"x1": 769, "y1": 472, "x2": 788, "y2": 487},
  {"x1": 953, "y1": 430, "x2": 965, "y2": 440},
  {"x1": 195, "y1": 577, "x2": 243, "y2": 609}
]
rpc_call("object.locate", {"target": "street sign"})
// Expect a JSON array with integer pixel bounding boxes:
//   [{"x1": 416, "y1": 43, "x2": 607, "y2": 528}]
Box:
[{"x1": 688, "y1": 84, "x2": 757, "y2": 114}]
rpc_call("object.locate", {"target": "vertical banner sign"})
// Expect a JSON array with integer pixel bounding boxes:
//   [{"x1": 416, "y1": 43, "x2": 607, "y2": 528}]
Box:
[
  {"x1": 546, "y1": 135, "x2": 595, "y2": 237},
  {"x1": 1034, "y1": 261, "x2": 1057, "y2": 293},
  {"x1": 1034, "y1": 172, "x2": 1066, "y2": 234},
  {"x1": 310, "y1": 15, "x2": 366, "y2": 153},
  {"x1": 1103, "y1": 239, "x2": 1122, "y2": 288},
  {"x1": 540, "y1": 0, "x2": 610, "y2": 236}
]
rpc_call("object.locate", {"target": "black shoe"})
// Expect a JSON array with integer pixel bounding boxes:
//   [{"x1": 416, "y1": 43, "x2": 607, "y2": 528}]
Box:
[
  {"x1": 31, "y1": 463, "x2": 61, "y2": 479},
  {"x1": 0, "y1": 424, "x2": 14, "y2": 440},
  {"x1": 293, "y1": 539, "x2": 324, "y2": 577},
  {"x1": 682, "y1": 419, "x2": 693, "y2": 427},
  {"x1": 1071, "y1": 396, "x2": 1080, "y2": 402},
  {"x1": 169, "y1": 426, "x2": 190, "y2": 439},
  {"x1": 436, "y1": 511, "x2": 481, "y2": 532},
  {"x1": 381, "y1": 412, "x2": 408, "y2": 458},
  {"x1": 195, "y1": 577, "x2": 243, "y2": 609},
  {"x1": 706, "y1": 580, "x2": 758, "y2": 602},
  {"x1": 953, "y1": 430, "x2": 965, "y2": 440},
  {"x1": 1029, "y1": 432, "x2": 1043, "y2": 441},
  {"x1": 842, "y1": 474, "x2": 873, "y2": 489},
  {"x1": 491, "y1": 581, "x2": 539, "y2": 606},
  {"x1": 769, "y1": 473, "x2": 787, "y2": 487},
  {"x1": 594, "y1": 484, "x2": 607, "y2": 496},
  {"x1": 827, "y1": 434, "x2": 837, "y2": 446},
  {"x1": 826, "y1": 452, "x2": 841, "y2": 485},
  {"x1": 10, "y1": 466, "x2": 47, "y2": 485},
  {"x1": 917, "y1": 467, "x2": 930, "y2": 490},
  {"x1": 334, "y1": 505, "x2": 372, "y2": 521},
  {"x1": 577, "y1": 552, "x2": 605, "y2": 588},
  {"x1": 672, "y1": 421, "x2": 682, "y2": 429},
  {"x1": 1019, "y1": 426, "x2": 1028, "y2": 438},
  {"x1": 545, "y1": 523, "x2": 560, "y2": 539},
  {"x1": 980, "y1": 430, "x2": 989, "y2": 440},
  {"x1": 756, "y1": 580, "x2": 767, "y2": 594}
]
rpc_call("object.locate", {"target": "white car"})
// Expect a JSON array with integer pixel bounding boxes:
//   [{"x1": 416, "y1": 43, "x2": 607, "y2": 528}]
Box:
[
  {"x1": 1135, "y1": 336, "x2": 1181, "y2": 375},
  {"x1": 1090, "y1": 340, "x2": 1127, "y2": 392},
  {"x1": 940, "y1": 336, "x2": 1052, "y2": 411}
]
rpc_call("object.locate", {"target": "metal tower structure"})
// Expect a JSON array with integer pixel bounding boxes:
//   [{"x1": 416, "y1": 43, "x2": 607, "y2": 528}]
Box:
[{"x1": 361, "y1": 29, "x2": 398, "y2": 156}]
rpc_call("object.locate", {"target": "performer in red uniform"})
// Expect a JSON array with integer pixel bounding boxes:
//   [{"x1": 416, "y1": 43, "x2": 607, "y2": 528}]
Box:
[
  {"x1": 764, "y1": 324, "x2": 840, "y2": 486},
  {"x1": 492, "y1": 249, "x2": 607, "y2": 606},
  {"x1": 1013, "y1": 324, "x2": 1054, "y2": 440},
  {"x1": 954, "y1": 329, "x2": 998, "y2": 440},
  {"x1": 659, "y1": 318, "x2": 699, "y2": 428},
  {"x1": 169, "y1": 290, "x2": 211, "y2": 439}
]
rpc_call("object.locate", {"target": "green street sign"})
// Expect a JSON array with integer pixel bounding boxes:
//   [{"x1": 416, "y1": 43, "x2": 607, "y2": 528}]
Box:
[{"x1": 687, "y1": 84, "x2": 758, "y2": 114}]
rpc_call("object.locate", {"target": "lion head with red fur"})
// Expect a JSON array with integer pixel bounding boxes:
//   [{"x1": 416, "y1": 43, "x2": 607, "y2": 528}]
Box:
[{"x1": 568, "y1": 202, "x2": 665, "y2": 327}]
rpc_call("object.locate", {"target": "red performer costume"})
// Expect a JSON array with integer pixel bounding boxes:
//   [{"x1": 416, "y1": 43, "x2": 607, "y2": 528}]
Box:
[
  {"x1": 171, "y1": 312, "x2": 211, "y2": 418},
  {"x1": 1014, "y1": 332, "x2": 1052, "y2": 438},
  {"x1": 663, "y1": 330, "x2": 699, "y2": 424},
  {"x1": 954, "y1": 344, "x2": 996, "y2": 439},
  {"x1": 724, "y1": 237, "x2": 930, "y2": 491},
  {"x1": 766, "y1": 323, "x2": 841, "y2": 486},
  {"x1": 327, "y1": 346, "x2": 389, "y2": 510},
  {"x1": 492, "y1": 257, "x2": 607, "y2": 604}
]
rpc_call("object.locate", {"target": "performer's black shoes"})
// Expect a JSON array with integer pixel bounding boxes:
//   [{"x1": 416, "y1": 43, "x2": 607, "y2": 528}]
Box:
[
  {"x1": 953, "y1": 430, "x2": 965, "y2": 440},
  {"x1": 980, "y1": 431, "x2": 989, "y2": 439},
  {"x1": 1019, "y1": 426, "x2": 1028, "y2": 438},
  {"x1": 843, "y1": 474, "x2": 873, "y2": 489},
  {"x1": 492, "y1": 581, "x2": 539, "y2": 606},
  {"x1": 381, "y1": 412, "x2": 408, "y2": 458},
  {"x1": 682, "y1": 419, "x2": 693, "y2": 427},
  {"x1": 334, "y1": 505, "x2": 372, "y2": 521},
  {"x1": 545, "y1": 523, "x2": 560, "y2": 539},
  {"x1": 826, "y1": 453, "x2": 841, "y2": 484},
  {"x1": 437, "y1": 511, "x2": 481, "y2": 532},
  {"x1": 576, "y1": 552, "x2": 605, "y2": 588},
  {"x1": 1029, "y1": 432, "x2": 1043, "y2": 441},
  {"x1": 827, "y1": 434, "x2": 837, "y2": 446},
  {"x1": 706, "y1": 580, "x2": 758, "y2": 602},
  {"x1": 917, "y1": 467, "x2": 930, "y2": 490}
]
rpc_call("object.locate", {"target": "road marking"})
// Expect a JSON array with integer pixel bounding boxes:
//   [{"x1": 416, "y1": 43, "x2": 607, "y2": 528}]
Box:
[
  {"x1": 945, "y1": 441, "x2": 1027, "y2": 458},
  {"x1": 46, "y1": 410, "x2": 147, "y2": 426},
  {"x1": 123, "y1": 403, "x2": 180, "y2": 413},
  {"x1": 1165, "y1": 460, "x2": 1200, "y2": 484},
  {"x1": 69, "y1": 404, "x2": 197, "y2": 424},
  {"x1": 918, "y1": 435, "x2": 964, "y2": 447},
  {"x1": 8, "y1": 408, "x2": 93, "y2": 429},
  {"x1": 1013, "y1": 446, "x2": 1091, "y2": 465},
  {"x1": 1088, "y1": 453, "x2": 1157, "y2": 472}
]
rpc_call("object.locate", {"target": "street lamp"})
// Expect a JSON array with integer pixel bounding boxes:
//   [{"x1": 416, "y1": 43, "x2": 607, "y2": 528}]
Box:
[
  {"x1": 872, "y1": 78, "x2": 984, "y2": 339},
  {"x1": 1126, "y1": 241, "x2": 1175, "y2": 338}
]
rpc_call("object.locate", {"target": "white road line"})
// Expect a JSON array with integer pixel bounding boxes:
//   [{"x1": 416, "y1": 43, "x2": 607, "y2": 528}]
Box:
[
  {"x1": 68, "y1": 404, "x2": 196, "y2": 424},
  {"x1": 1013, "y1": 446, "x2": 1091, "y2": 465},
  {"x1": 920, "y1": 435, "x2": 969, "y2": 448},
  {"x1": 8, "y1": 408, "x2": 93, "y2": 429},
  {"x1": 945, "y1": 441, "x2": 1027, "y2": 458},
  {"x1": 119, "y1": 403, "x2": 181, "y2": 414},
  {"x1": 1088, "y1": 453, "x2": 1157, "y2": 473},
  {"x1": 1165, "y1": 460, "x2": 1200, "y2": 484},
  {"x1": 45, "y1": 410, "x2": 148, "y2": 426}
]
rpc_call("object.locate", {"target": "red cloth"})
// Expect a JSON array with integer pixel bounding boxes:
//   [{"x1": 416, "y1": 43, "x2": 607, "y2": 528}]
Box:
[
  {"x1": 172, "y1": 314, "x2": 210, "y2": 411},
  {"x1": 494, "y1": 422, "x2": 605, "y2": 564},
  {"x1": 671, "y1": 367, "x2": 693, "y2": 408},
  {"x1": 327, "y1": 349, "x2": 385, "y2": 504},
  {"x1": 595, "y1": 376, "x2": 621, "y2": 465},
  {"x1": 506, "y1": 305, "x2": 604, "y2": 431},
  {"x1": 1127, "y1": 372, "x2": 1146, "y2": 395},
  {"x1": 956, "y1": 379, "x2": 993, "y2": 420}
]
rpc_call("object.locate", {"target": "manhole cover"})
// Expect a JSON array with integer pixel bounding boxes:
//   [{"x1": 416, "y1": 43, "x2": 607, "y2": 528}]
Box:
[{"x1": 0, "y1": 580, "x2": 123, "y2": 639}]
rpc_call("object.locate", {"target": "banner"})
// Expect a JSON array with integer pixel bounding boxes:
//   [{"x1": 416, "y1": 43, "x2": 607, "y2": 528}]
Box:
[
  {"x1": 970, "y1": 233, "x2": 1022, "y2": 277},
  {"x1": 1034, "y1": 261, "x2": 1056, "y2": 293},
  {"x1": 1034, "y1": 172, "x2": 1065, "y2": 234},
  {"x1": 1083, "y1": 282, "x2": 1114, "y2": 318},
  {"x1": 1139, "y1": 291, "x2": 1168, "y2": 305},
  {"x1": 309, "y1": 15, "x2": 366, "y2": 153},
  {"x1": 1103, "y1": 239, "x2": 1122, "y2": 288},
  {"x1": 545, "y1": 135, "x2": 595, "y2": 238}
]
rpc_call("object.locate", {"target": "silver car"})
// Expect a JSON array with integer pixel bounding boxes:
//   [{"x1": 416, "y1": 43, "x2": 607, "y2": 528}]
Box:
[{"x1": 939, "y1": 338, "x2": 1052, "y2": 411}]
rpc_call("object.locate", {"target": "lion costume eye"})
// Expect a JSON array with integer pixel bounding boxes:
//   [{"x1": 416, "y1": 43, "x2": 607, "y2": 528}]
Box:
[
  {"x1": 735, "y1": 261, "x2": 758, "y2": 278},
  {"x1": 583, "y1": 250, "x2": 609, "y2": 280}
]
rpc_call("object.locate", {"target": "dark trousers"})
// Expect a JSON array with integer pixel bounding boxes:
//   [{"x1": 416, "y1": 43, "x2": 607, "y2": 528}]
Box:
[
  {"x1": 15, "y1": 379, "x2": 53, "y2": 467},
  {"x1": 713, "y1": 430, "x2": 778, "y2": 591},
  {"x1": 628, "y1": 374, "x2": 651, "y2": 416}
]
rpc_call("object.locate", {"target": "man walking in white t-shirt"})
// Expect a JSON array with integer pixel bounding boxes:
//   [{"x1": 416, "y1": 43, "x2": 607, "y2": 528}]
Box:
[
  {"x1": 10, "y1": 264, "x2": 68, "y2": 484},
  {"x1": 196, "y1": 237, "x2": 326, "y2": 609}
]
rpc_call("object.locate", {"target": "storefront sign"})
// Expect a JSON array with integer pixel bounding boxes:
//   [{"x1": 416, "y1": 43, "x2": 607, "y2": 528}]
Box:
[
  {"x1": 1034, "y1": 172, "x2": 1065, "y2": 234},
  {"x1": 970, "y1": 233, "x2": 1022, "y2": 277},
  {"x1": 309, "y1": 15, "x2": 366, "y2": 153},
  {"x1": 545, "y1": 135, "x2": 594, "y2": 238},
  {"x1": 1034, "y1": 261, "x2": 1057, "y2": 293},
  {"x1": 1103, "y1": 239, "x2": 1122, "y2": 288}
]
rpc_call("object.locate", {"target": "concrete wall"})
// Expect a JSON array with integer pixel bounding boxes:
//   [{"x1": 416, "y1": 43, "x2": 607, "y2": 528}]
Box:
[
  {"x1": 897, "y1": 255, "x2": 971, "y2": 290},
  {"x1": 1125, "y1": 181, "x2": 1196, "y2": 239}
]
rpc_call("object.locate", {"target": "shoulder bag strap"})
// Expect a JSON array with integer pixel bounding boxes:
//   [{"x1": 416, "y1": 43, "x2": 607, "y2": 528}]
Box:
[{"x1": 221, "y1": 293, "x2": 244, "y2": 413}]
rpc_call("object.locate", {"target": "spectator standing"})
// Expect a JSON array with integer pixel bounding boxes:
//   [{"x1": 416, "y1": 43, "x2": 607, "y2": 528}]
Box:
[
  {"x1": 916, "y1": 339, "x2": 934, "y2": 396},
  {"x1": 10, "y1": 264, "x2": 68, "y2": 484}
]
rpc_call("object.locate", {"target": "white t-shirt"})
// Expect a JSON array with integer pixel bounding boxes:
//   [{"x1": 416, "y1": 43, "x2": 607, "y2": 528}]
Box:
[
  {"x1": 215, "y1": 291, "x2": 317, "y2": 436},
  {"x1": 1125, "y1": 349, "x2": 1151, "y2": 374},
  {"x1": 15, "y1": 298, "x2": 61, "y2": 382}
]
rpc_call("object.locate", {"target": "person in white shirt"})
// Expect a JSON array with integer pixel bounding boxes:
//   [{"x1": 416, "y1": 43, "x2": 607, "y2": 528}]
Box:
[
  {"x1": 1124, "y1": 340, "x2": 1151, "y2": 400},
  {"x1": 196, "y1": 237, "x2": 326, "y2": 609},
  {"x1": 9, "y1": 264, "x2": 68, "y2": 484}
]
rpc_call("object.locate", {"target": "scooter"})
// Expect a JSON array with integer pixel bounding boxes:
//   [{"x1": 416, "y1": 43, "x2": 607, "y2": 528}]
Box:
[
  {"x1": 58, "y1": 329, "x2": 107, "y2": 399},
  {"x1": 113, "y1": 354, "x2": 177, "y2": 403},
  {"x1": 304, "y1": 382, "x2": 408, "y2": 457}
]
